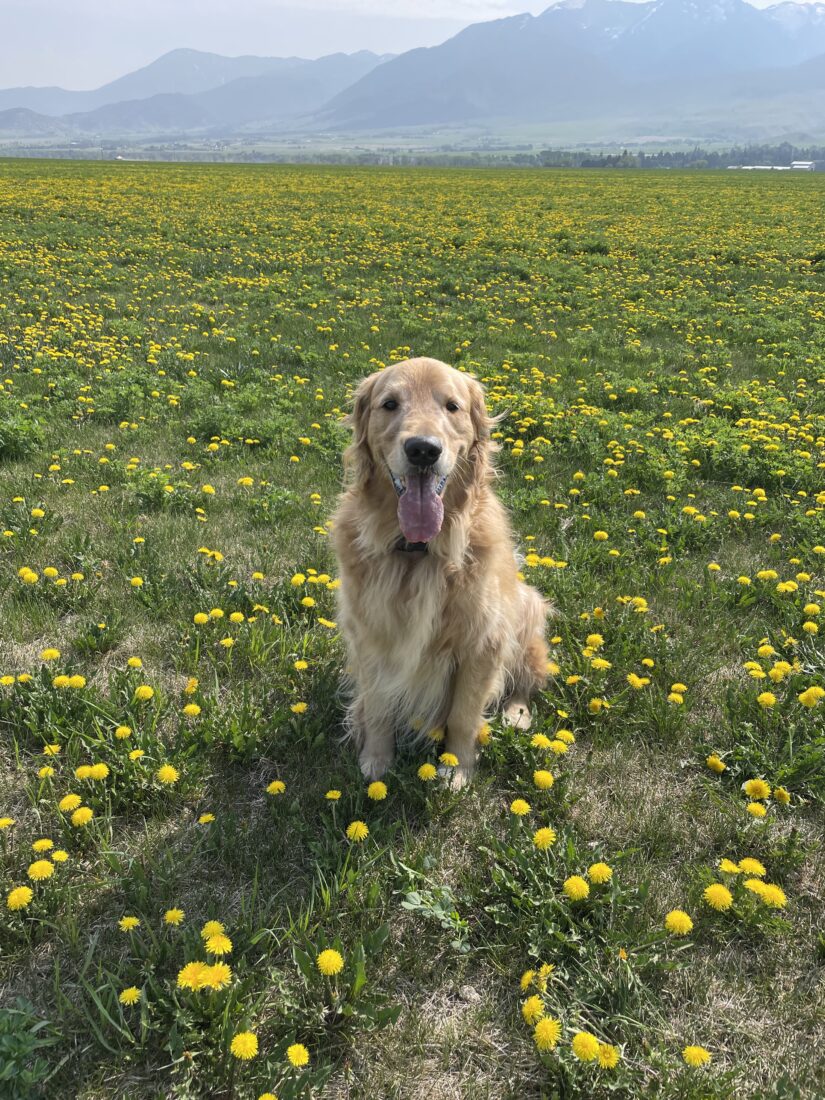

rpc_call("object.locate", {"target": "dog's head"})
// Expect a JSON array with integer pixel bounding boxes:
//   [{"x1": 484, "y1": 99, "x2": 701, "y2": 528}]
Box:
[{"x1": 344, "y1": 357, "x2": 496, "y2": 543}]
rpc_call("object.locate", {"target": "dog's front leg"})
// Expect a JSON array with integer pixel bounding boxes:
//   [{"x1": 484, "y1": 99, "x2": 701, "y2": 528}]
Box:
[
  {"x1": 355, "y1": 694, "x2": 396, "y2": 781},
  {"x1": 443, "y1": 657, "x2": 499, "y2": 790}
]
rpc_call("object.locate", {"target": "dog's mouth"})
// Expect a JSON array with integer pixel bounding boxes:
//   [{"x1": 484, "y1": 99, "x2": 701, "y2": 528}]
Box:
[{"x1": 390, "y1": 468, "x2": 447, "y2": 543}]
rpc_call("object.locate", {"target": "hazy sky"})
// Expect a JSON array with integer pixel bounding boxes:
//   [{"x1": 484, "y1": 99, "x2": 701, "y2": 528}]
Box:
[{"x1": 2, "y1": 0, "x2": 819, "y2": 90}]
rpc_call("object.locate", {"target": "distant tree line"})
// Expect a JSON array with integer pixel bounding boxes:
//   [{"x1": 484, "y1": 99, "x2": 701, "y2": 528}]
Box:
[
  {"x1": 533, "y1": 143, "x2": 824, "y2": 169},
  {"x1": 2, "y1": 140, "x2": 823, "y2": 169}
]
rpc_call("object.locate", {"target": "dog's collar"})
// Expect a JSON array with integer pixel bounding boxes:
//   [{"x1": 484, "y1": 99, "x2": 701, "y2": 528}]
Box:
[{"x1": 395, "y1": 537, "x2": 429, "y2": 553}]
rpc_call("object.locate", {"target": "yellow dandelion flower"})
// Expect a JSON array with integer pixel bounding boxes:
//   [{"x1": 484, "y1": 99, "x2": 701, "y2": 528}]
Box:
[
  {"x1": 588, "y1": 862, "x2": 613, "y2": 884},
  {"x1": 563, "y1": 876, "x2": 590, "y2": 901},
  {"x1": 521, "y1": 995, "x2": 544, "y2": 1024},
  {"x1": 598, "y1": 1043, "x2": 621, "y2": 1068},
  {"x1": 205, "y1": 933, "x2": 233, "y2": 956},
  {"x1": 738, "y1": 858, "x2": 766, "y2": 877},
  {"x1": 202, "y1": 962, "x2": 232, "y2": 990},
  {"x1": 755, "y1": 882, "x2": 787, "y2": 908},
  {"x1": 718, "y1": 858, "x2": 741, "y2": 874},
  {"x1": 7, "y1": 886, "x2": 33, "y2": 911},
  {"x1": 534, "y1": 1016, "x2": 561, "y2": 1051},
  {"x1": 317, "y1": 949, "x2": 344, "y2": 975},
  {"x1": 743, "y1": 778, "x2": 771, "y2": 800},
  {"x1": 287, "y1": 1043, "x2": 309, "y2": 1067},
  {"x1": 703, "y1": 883, "x2": 733, "y2": 911},
  {"x1": 346, "y1": 820, "x2": 369, "y2": 842},
  {"x1": 571, "y1": 1031, "x2": 601, "y2": 1061},
  {"x1": 230, "y1": 1031, "x2": 258, "y2": 1060},
  {"x1": 799, "y1": 687, "x2": 825, "y2": 708},
  {"x1": 682, "y1": 1045, "x2": 711, "y2": 1067},
  {"x1": 664, "y1": 910, "x2": 693, "y2": 935}
]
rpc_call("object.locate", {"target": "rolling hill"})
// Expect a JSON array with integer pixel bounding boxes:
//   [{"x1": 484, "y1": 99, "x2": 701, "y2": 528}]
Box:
[{"x1": 1, "y1": 1, "x2": 825, "y2": 142}]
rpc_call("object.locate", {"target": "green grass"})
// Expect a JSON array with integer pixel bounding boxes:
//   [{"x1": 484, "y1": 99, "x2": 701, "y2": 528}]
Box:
[{"x1": 0, "y1": 159, "x2": 823, "y2": 1099}]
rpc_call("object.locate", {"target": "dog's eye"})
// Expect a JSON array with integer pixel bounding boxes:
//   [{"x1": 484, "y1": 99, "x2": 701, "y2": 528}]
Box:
[
  {"x1": 382, "y1": 399, "x2": 398, "y2": 411},
  {"x1": 446, "y1": 400, "x2": 460, "y2": 413}
]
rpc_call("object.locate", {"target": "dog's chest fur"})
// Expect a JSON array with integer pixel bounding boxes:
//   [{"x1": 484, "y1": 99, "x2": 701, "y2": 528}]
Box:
[{"x1": 350, "y1": 552, "x2": 470, "y2": 660}]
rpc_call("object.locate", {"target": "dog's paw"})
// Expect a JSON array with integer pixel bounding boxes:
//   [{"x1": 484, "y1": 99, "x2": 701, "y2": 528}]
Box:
[
  {"x1": 437, "y1": 762, "x2": 474, "y2": 790},
  {"x1": 502, "y1": 697, "x2": 532, "y2": 730},
  {"x1": 359, "y1": 751, "x2": 393, "y2": 781}
]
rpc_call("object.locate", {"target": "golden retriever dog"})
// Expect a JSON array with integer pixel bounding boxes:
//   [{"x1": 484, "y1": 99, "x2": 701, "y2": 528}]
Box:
[{"x1": 331, "y1": 357, "x2": 549, "y2": 787}]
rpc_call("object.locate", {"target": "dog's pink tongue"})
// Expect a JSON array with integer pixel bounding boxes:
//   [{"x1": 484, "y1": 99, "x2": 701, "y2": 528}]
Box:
[{"x1": 398, "y1": 472, "x2": 444, "y2": 543}]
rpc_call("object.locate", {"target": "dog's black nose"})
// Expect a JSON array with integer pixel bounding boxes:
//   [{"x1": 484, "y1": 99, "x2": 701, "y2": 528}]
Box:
[{"x1": 404, "y1": 436, "x2": 442, "y2": 469}]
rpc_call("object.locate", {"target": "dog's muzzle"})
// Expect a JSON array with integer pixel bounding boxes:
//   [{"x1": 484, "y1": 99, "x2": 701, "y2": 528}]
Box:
[{"x1": 390, "y1": 471, "x2": 448, "y2": 498}]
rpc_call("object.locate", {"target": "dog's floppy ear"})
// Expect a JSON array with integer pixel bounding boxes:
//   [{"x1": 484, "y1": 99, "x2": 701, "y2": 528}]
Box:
[
  {"x1": 469, "y1": 377, "x2": 494, "y2": 442},
  {"x1": 343, "y1": 374, "x2": 377, "y2": 485},
  {"x1": 467, "y1": 377, "x2": 503, "y2": 486}
]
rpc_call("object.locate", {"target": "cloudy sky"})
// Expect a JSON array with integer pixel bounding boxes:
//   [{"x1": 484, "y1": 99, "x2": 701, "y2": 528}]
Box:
[{"x1": 2, "y1": 0, "x2": 817, "y2": 89}]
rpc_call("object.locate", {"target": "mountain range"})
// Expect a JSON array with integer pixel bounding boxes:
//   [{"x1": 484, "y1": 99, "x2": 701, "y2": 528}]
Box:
[
  {"x1": 2, "y1": 0, "x2": 825, "y2": 143},
  {"x1": 0, "y1": 49, "x2": 389, "y2": 136}
]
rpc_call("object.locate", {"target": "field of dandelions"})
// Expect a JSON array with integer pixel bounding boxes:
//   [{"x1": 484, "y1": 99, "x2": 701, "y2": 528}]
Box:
[{"x1": 0, "y1": 159, "x2": 823, "y2": 1099}]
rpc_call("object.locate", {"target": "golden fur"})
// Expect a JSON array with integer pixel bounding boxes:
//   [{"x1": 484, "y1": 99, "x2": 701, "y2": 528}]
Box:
[{"x1": 331, "y1": 357, "x2": 549, "y2": 786}]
